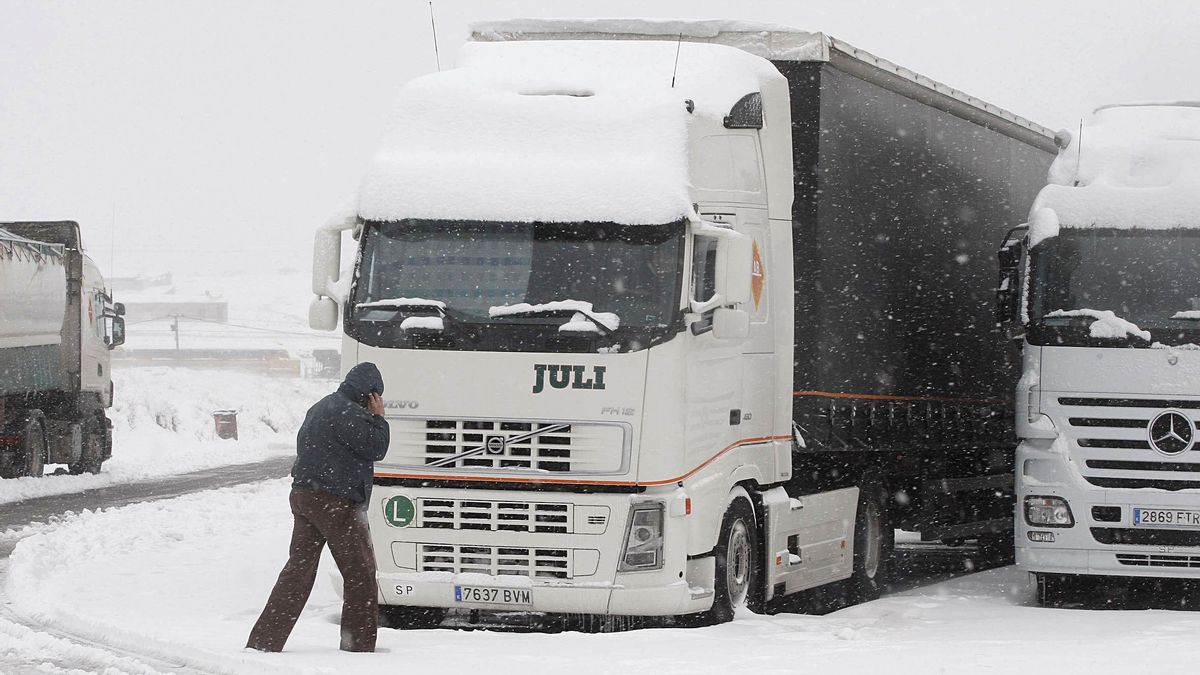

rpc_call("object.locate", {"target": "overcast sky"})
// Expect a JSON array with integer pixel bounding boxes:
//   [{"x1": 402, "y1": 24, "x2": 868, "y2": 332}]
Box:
[{"x1": 2, "y1": 0, "x2": 1197, "y2": 278}]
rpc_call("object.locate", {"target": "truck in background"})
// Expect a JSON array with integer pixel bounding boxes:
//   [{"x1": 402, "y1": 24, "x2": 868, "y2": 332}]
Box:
[
  {"x1": 1002, "y1": 103, "x2": 1200, "y2": 605},
  {"x1": 0, "y1": 221, "x2": 125, "y2": 478},
  {"x1": 310, "y1": 20, "x2": 1056, "y2": 625}
]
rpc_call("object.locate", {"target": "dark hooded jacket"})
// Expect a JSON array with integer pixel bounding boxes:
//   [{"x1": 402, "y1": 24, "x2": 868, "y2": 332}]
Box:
[{"x1": 291, "y1": 362, "x2": 390, "y2": 504}]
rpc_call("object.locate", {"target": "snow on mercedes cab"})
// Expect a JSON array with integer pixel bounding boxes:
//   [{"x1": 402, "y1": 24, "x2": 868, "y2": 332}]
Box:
[{"x1": 1000, "y1": 103, "x2": 1200, "y2": 605}]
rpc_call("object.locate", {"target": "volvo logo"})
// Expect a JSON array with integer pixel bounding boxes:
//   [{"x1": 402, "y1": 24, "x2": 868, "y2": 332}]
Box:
[
  {"x1": 485, "y1": 436, "x2": 507, "y2": 455},
  {"x1": 1148, "y1": 410, "x2": 1195, "y2": 455}
]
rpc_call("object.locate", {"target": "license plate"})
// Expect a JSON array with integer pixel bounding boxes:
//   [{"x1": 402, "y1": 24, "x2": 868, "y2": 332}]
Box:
[
  {"x1": 1133, "y1": 508, "x2": 1200, "y2": 529},
  {"x1": 454, "y1": 585, "x2": 533, "y2": 606}
]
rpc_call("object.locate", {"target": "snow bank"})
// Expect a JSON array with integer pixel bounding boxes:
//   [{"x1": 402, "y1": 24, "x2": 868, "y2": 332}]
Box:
[
  {"x1": 1047, "y1": 309, "x2": 1152, "y2": 341},
  {"x1": 14, "y1": 479, "x2": 1200, "y2": 674},
  {"x1": 1034, "y1": 103, "x2": 1200, "y2": 229},
  {"x1": 357, "y1": 39, "x2": 779, "y2": 225},
  {"x1": 0, "y1": 367, "x2": 333, "y2": 506}
]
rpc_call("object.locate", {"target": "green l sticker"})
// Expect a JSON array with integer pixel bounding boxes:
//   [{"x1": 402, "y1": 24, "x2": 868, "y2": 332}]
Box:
[{"x1": 383, "y1": 495, "x2": 415, "y2": 527}]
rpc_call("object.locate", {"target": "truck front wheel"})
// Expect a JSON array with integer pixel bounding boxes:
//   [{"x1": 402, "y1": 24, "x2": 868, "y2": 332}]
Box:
[
  {"x1": 69, "y1": 416, "x2": 106, "y2": 475},
  {"x1": 690, "y1": 493, "x2": 758, "y2": 625}
]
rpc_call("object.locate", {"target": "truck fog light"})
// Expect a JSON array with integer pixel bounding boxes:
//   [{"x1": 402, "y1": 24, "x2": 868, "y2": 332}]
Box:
[
  {"x1": 619, "y1": 504, "x2": 664, "y2": 572},
  {"x1": 1024, "y1": 496, "x2": 1074, "y2": 528},
  {"x1": 1027, "y1": 530, "x2": 1056, "y2": 543}
]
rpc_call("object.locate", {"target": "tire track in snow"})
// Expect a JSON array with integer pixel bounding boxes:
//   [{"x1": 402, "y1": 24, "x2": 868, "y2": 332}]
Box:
[{"x1": 0, "y1": 456, "x2": 293, "y2": 674}]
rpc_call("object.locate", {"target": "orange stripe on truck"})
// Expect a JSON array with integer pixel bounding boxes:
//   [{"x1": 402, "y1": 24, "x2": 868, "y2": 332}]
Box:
[{"x1": 373, "y1": 434, "x2": 793, "y2": 487}]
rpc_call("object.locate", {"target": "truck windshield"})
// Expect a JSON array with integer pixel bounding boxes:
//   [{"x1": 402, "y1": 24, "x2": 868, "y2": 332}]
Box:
[
  {"x1": 1029, "y1": 228, "x2": 1200, "y2": 345},
  {"x1": 352, "y1": 219, "x2": 684, "y2": 330}
]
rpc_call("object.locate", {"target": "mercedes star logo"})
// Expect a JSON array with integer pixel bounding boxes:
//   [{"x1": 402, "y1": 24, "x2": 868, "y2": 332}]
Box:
[{"x1": 1148, "y1": 410, "x2": 1196, "y2": 455}]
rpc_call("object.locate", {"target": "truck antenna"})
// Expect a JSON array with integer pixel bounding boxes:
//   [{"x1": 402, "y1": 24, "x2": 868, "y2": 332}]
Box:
[
  {"x1": 428, "y1": 1, "x2": 441, "y2": 72},
  {"x1": 1073, "y1": 118, "x2": 1084, "y2": 186},
  {"x1": 670, "y1": 33, "x2": 683, "y2": 88},
  {"x1": 109, "y1": 203, "x2": 116, "y2": 277}
]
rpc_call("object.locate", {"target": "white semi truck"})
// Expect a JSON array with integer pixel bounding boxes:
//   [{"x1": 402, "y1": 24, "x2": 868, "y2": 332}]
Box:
[
  {"x1": 311, "y1": 20, "x2": 1056, "y2": 625},
  {"x1": 0, "y1": 221, "x2": 124, "y2": 478},
  {"x1": 1005, "y1": 103, "x2": 1200, "y2": 605}
]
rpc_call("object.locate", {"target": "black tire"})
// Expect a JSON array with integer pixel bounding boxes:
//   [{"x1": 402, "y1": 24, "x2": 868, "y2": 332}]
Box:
[
  {"x1": 690, "y1": 494, "x2": 758, "y2": 626},
  {"x1": 6, "y1": 415, "x2": 47, "y2": 479},
  {"x1": 69, "y1": 416, "x2": 106, "y2": 475},
  {"x1": 379, "y1": 605, "x2": 446, "y2": 630},
  {"x1": 849, "y1": 481, "x2": 893, "y2": 603}
]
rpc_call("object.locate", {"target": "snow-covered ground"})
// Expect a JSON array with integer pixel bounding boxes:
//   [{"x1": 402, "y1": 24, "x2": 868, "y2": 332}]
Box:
[
  {"x1": 0, "y1": 367, "x2": 334, "y2": 506},
  {"x1": 8, "y1": 478, "x2": 1200, "y2": 675}
]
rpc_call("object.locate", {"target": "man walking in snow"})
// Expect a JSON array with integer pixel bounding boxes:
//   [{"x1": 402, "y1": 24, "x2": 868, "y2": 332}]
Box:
[{"x1": 247, "y1": 362, "x2": 390, "y2": 653}]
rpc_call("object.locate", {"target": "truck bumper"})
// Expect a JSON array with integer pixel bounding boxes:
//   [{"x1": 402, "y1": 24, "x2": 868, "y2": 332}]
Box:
[
  {"x1": 370, "y1": 484, "x2": 715, "y2": 616},
  {"x1": 1017, "y1": 440, "x2": 1200, "y2": 579}
]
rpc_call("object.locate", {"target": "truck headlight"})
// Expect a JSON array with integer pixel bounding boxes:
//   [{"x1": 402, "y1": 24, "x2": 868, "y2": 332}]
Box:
[
  {"x1": 618, "y1": 504, "x2": 664, "y2": 571},
  {"x1": 1024, "y1": 496, "x2": 1074, "y2": 527}
]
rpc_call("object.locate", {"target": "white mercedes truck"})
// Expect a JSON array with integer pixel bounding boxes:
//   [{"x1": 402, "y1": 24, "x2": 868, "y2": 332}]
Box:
[
  {"x1": 1, "y1": 221, "x2": 124, "y2": 478},
  {"x1": 1005, "y1": 103, "x2": 1200, "y2": 605},
  {"x1": 311, "y1": 20, "x2": 1056, "y2": 625}
]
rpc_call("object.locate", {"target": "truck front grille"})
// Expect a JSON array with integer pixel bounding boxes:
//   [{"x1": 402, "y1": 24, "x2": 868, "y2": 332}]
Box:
[
  {"x1": 384, "y1": 417, "x2": 627, "y2": 474},
  {"x1": 1092, "y1": 527, "x2": 1200, "y2": 547},
  {"x1": 418, "y1": 543, "x2": 571, "y2": 578},
  {"x1": 1055, "y1": 397, "x2": 1200, "y2": 490},
  {"x1": 419, "y1": 498, "x2": 571, "y2": 533},
  {"x1": 1117, "y1": 553, "x2": 1200, "y2": 568}
]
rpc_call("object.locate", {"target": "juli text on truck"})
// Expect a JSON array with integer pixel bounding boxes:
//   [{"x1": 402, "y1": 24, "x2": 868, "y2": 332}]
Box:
[
  {"x1": 309, "y1": 20, "x2": 1057, "y2": 625},
  {"x1": 0, "y1": 221, "x2": 125, "y2": 478},
  {"x1": 1003, "y1": 103, "x2": 1200, "y2": 606}
]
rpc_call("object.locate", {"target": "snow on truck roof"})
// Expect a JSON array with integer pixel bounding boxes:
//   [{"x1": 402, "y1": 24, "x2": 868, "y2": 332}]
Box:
[
  {"x1": 472, "y1": 18, "x2": 1056, "y2": 145},
  {"x1": 1030, "y1": 102, "x2": 1200, "y2": 235},
  {"x1": 357, "y1": 39, "x2": 781, "y2": 225},
  {"x1": 359, "y1": 19, "x2": 1057, "y2": 225}
]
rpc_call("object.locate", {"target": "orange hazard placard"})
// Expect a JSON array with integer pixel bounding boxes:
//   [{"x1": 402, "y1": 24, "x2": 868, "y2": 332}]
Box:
[{"x1": 751, "y1": 240, "x2": 765, "y2": 309}]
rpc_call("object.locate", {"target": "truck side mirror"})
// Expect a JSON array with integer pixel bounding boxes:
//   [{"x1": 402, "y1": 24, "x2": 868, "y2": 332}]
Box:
[
  {"x1": 310, "y1": 212, "x2": 358, "y2": 331},
  {"x1": 688, "y1": 219, "x2": 753, "y2": 315},
  {"x1": 994, "y1": 224, "x2": 1028, "y2": 326},
  {"x1": 716, "y1": 231, "x2": 753, "y2": 307},
  {"x1": 109, "y1": 316, "x2": 126, "y2": 348},
  {"x1": 113, "y1": 301, "x2": 126, "y2": 316}
]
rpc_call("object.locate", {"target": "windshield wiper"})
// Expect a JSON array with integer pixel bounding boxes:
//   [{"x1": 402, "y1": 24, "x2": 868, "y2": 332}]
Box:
[
  {"x1": 489, "y1": 301, "x2": 619, "y2": 336},
  {"x1": 356, "y1": 298, "x2": 447, "y2": 316},
  {"x1": 1043, "y1": 309, "x2": 1153, "y2": 344}
]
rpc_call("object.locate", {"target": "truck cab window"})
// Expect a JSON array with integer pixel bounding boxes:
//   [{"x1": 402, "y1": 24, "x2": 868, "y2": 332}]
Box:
[{"x1": 690, "y1": 237, "x2": 719, "y2": 333}]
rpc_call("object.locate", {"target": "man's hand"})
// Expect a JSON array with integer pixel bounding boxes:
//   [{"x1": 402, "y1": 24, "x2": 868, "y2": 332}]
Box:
[{"x1": 367, "y1": 392, "x2": 385, "y2": 417}]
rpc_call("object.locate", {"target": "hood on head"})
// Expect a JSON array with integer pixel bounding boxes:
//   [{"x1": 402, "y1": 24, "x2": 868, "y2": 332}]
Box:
[{"x1": 341, "y1": 362, "x2": 385, "y2": 398}]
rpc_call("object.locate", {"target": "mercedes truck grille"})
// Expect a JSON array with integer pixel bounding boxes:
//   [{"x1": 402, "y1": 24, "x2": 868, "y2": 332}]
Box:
[
  {"x1": 418, "y1": 543, "x2": 572, "y2": 578},
  {"x1": 385, "y1": 417, "x2": 628, "y2": 474},
  {"x1": 1117, "y1": 553, "x2": 1200, "y2": 568},
  {"x1": 1056, "y1": 398, "x2": 1200, "y2": 490}
]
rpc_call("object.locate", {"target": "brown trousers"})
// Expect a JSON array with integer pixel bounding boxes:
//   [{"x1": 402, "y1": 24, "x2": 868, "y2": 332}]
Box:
[{"x1": 246, "y1": 488, "x2": 379, "y2": 652}]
